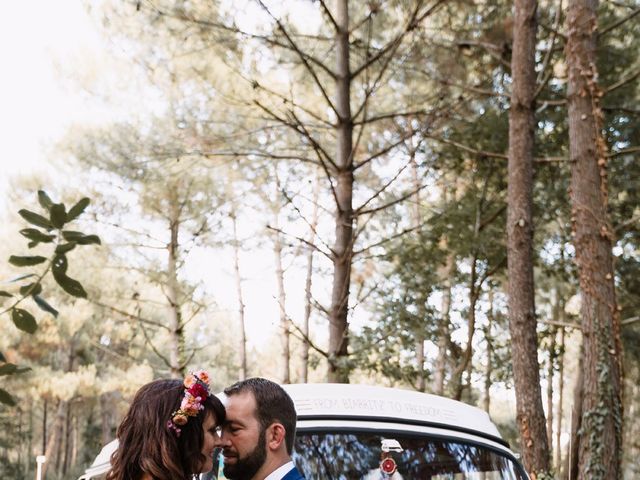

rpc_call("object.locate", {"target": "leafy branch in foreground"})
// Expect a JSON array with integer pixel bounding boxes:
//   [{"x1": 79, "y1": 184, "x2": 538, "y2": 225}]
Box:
[{"x1": 0, "y1": 191, "x2": 100, "y2": 406}]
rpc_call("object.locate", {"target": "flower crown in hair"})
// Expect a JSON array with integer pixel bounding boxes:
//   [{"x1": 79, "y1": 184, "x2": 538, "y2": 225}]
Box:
[{"x1": 167, "y1": 370, "x2": 211, "y2": 437}]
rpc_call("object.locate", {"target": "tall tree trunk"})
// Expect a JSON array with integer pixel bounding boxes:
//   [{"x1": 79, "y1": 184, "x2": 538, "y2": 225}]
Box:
[
  {"x1": 506, "y1": 0, "x2": 551, "y2": 474},
  {"x1": 230, "y1": 205, "x2": 248, "y2": 380},
  {"x1": 27, "y1": 399, "x2": 33, "y2": 476},
  {"x1": 42, "y1": 398, "x2": 48, "y2": 456},
  {"x1": 452, "y1": 198, "x2": 483, "y2": 401},
  {"x1": 484, "y1": 290, "x2": 495, "y2": 413},
  {"x1": 546, "y1": 327, "x2": 557, "y2": 454},
  {"x1": 301, "y1": 174, "x2": 320, "y2": 383},
  {"x1": 453, "y1": 282, "x2": 477, "y2": 401},
  {"x1": 433, "y1": 180, "x2": 456, "y2": 395},
  {"x1": 328, "y1": 0, "x2": 354, "y2": 383},
  {"x1": 273, "y1": 174, "x2": 290, "y2": 384},
  {"x1": 431, "y1": 266, "x2": 455, "y2": 395},
  {"x1": 42, "y1": 401, "x2": 66, "y2": 480},
  {"x1": 566, "y1": 0, "x2": 623, "y2": 477},
  {"x1": 411, "y1": 147, "x2": 426, "y2": 392},
  {"x1": 70, "y1": 413, "x2": 78, "y2": 472},
  {"x1": 568, "y1": 358, "x2": 584, "y2": 480},
  {"x1": 556, "y1": 326, "x2": 566, "y2": 473},
  {"x1": 100, "y1": 392, "x2": 116, "y2": 446},
  {"x1": 167, "y1": 187, "x2": 185, "y2": 378},
  {"x1": 62, "y1": 402, "x2": 72, "y2": 475}
]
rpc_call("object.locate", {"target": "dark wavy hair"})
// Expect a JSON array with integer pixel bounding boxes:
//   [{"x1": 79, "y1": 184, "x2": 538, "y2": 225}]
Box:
[{"x1": 106, "y1": 378, "x2": 225, "y2": 480}]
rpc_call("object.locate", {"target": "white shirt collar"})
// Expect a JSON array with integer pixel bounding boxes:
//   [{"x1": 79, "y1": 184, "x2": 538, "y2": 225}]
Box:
[{"x1": 264, "y1": 461, "x2": 295, "y2": 480}]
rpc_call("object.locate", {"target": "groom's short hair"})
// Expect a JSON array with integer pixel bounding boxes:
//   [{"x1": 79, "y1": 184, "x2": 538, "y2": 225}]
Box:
[{"x1": 224, "y1": 377, "x2": 297, "y2": 454}]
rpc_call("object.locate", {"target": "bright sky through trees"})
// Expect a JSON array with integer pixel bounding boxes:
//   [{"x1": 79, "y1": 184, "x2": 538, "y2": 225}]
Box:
[
  {"x1": 0, "y1": 0, "x2": 312, "y2": 348},
  {"x1": 0, "y1": 1, "x2": 104, "y2": 204}
]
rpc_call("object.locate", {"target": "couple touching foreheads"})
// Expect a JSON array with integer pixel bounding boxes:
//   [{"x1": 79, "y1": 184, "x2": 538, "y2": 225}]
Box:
[{"x1": 106, "y1": 372, "x2": 305, "y2": 480}]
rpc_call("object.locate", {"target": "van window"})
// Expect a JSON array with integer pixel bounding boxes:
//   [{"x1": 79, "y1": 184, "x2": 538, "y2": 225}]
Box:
[{"x1": 291, "y1": 431, "x2": 526, "y2": 480}]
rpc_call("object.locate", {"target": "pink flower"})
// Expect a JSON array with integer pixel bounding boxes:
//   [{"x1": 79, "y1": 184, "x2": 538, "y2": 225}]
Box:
[
  {"x1": 181, "y1": 396, "x2": 193, "y2": 410},
  {"x1": 183, "y1": 374, "x2": 197, "y2": 388}
]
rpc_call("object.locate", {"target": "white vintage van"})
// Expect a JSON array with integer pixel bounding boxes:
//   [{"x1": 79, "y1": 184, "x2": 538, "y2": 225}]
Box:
[{"x1": 79, "y1": 383, "x2": 529, "y2": 479}]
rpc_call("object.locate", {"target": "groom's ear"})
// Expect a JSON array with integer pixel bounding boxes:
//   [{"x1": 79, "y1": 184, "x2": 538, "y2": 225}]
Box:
[{"x1": 266, "y1": 423, "x2": 286, "y2": 451}]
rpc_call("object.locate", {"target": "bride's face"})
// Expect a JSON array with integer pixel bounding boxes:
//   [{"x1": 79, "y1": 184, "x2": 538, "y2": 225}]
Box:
[{"x1": 200, "y1": 412, "x2": 221, "y2": 473}]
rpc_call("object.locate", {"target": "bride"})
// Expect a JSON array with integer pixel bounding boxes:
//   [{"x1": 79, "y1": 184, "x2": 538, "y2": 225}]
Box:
[{"x1": 106, "y1": 370, "x2": 225, "y2": 480}]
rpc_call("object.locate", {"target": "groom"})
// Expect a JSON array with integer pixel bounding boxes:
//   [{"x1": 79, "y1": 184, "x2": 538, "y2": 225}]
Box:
[{"x1": 215, "y1": 377, "x2": 305, "y2": 480}]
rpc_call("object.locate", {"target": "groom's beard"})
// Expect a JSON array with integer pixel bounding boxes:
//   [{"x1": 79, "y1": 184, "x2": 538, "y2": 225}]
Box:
[{"x1": 222, "y1": 429, "x2": 267, "y2": 480}]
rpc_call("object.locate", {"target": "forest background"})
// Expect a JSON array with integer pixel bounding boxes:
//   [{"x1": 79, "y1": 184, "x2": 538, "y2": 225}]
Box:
[{"x1": 0, "y1": 0, "x2": 638, "y2": 479}]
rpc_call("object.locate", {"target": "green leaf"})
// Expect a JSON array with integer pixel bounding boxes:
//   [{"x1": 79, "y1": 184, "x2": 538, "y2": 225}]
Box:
[
  {"x1": 33, "y1": 295, "x2": 59, "y2": 317},
  {"x1": 61, "y1": 230, "x2": 84, "y2": 241},
  {"x1": 11, "y1": 308, "x2": 37, "y2": 334},
  {"x1": 52, "y1": 254, "x2": 87, "y2": 298},
  {"x1": 61, "y1": 231, "x2": 101, "y2": 245},
  {"x1": 0, "y1": 364, "x2": 16, "y2": 376},
  {"x1": 0, "y1": 364, "x2": 31, "y2": 376},
  {"x1": 18, "y1": 209, "x2": 53, "y2": 230},
  {"x1": 19, "y1": 283, "x2": 43, "y2": 296},
  {"x1": 20, "y1": 228, "x2": 56, "y2": 243},
  {"x1": 9, "y1": 255, "x2": 47, "y2": 267},
  {"x1": 66, "y1": 197, "x2": 90, "y2": 222},
  {"x1": 8, "y1": 273, "x2": 36, "y2": 283},
  {"x1": 0, "y1": 291, "x2": 12, "y2": 297},
  {"x1": 55, "y1": 242, "x2": 77, "y2": 254},
  {"x1": 0, "y1": 389, "x2": 16, "y2": 406},
  {"x1": 37, "y1": 190, "x2": 54, "y2": 211},
  {"x1": 77, "y1": 235, "x2": 101, "y2": 245},
  {"x1": 50, "y1": 203, "x2": 67, "y2": 229},
  {"x1": 0, "y1": 363, "x2": 22, "y2": 376}
]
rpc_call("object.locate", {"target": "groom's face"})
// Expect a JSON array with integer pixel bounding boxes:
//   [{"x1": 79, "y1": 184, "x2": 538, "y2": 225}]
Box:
[{"x1": 218, "y1": 391, "x2": 267, "y2": 480}]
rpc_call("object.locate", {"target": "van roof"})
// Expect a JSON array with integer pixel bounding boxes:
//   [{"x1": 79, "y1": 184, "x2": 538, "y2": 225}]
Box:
[{"x1": 282, "y1": 383, "x2": 503, "y2": 442}]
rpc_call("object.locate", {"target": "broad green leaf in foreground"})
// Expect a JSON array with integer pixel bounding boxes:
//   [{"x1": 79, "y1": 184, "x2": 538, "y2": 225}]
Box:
[
  {"x1": 9, "y1": 255, "x2": 47, "y2": 267},
  {"x1": 0, "y1": 388, "x2": 16, "y2": 406},
  {"x1": 11, "y1": 308, "x2": 37, "y2": 334}
]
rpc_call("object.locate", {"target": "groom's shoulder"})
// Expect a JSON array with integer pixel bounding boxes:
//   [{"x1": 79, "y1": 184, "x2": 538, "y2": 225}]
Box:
[{"x1": 282, "y1": 466, "x2": 305, "y2": 480}]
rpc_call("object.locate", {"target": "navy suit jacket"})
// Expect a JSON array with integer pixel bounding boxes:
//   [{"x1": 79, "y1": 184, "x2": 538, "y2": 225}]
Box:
[{"x1": 281, "y1": 466, "x2": 305, "y2": 480}]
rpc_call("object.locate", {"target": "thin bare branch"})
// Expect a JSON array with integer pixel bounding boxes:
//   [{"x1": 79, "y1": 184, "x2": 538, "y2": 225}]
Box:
[
  {"x1": 317, "y1": 0, "x2": 339, "y2": 31},
  {"x1": 539, "y1": 319, "x2": 581, "y2": 329},
  {"x1": 255, "y1": 0, "x2": 339, "y2": 117},
  {"x1": 352, "y1": 223, "x2": 424, "y2": 257},
  {"x1": 599, "y1": 7, "x2": 640, "y2": 37},
  {"x1": 607, "y1": 146, "x2": 640, "y2": 157},
  {"x1": 353, "y1": 109, "x2": 429, "y2": 126},
  {"x1": 605, "y1": 67, "x2": 640, "y2": 94},
  {"x1": 150, "y1": 4, "x2": 337, "y2": 78},
  {"x1": 535, "y1": 0, "x2": 563, "y2": 98},
  {"x1": 615, "y1": 213, "x2": 640, "y2": 232},
  {"x1": 354, "y1": 128, "x2": 421, "y2": 170},
  {"x1": 253, "y1": 81, "x2": 335, "y2": 128},
  {"x1": 352, "y1": 0, "x2": 447, "y2": 79},
  {"x1": 279, "y1": 189, "x2": 336, "y2": 255},
  {"x1": 140, "y1": 321, "x2": 173, "y2": 370},
  {"x1": 266, "y1": 225, "x2": 333, "y2": 260},
  {"x1": 288, "y1": 319, "x2": 330, "y2": 359},
  {"x1": 428, "y1": 135, "x2": 508, "y2": 159},
  {"x1": 358, "y1": 182, "x2": 430, "y2": 217},
  {"x1": 354, "y1": 158, "x2": 415, "y2": 215},
  {"x1": 90, "y1": 300, "x2": 170, "y2": 330}
]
